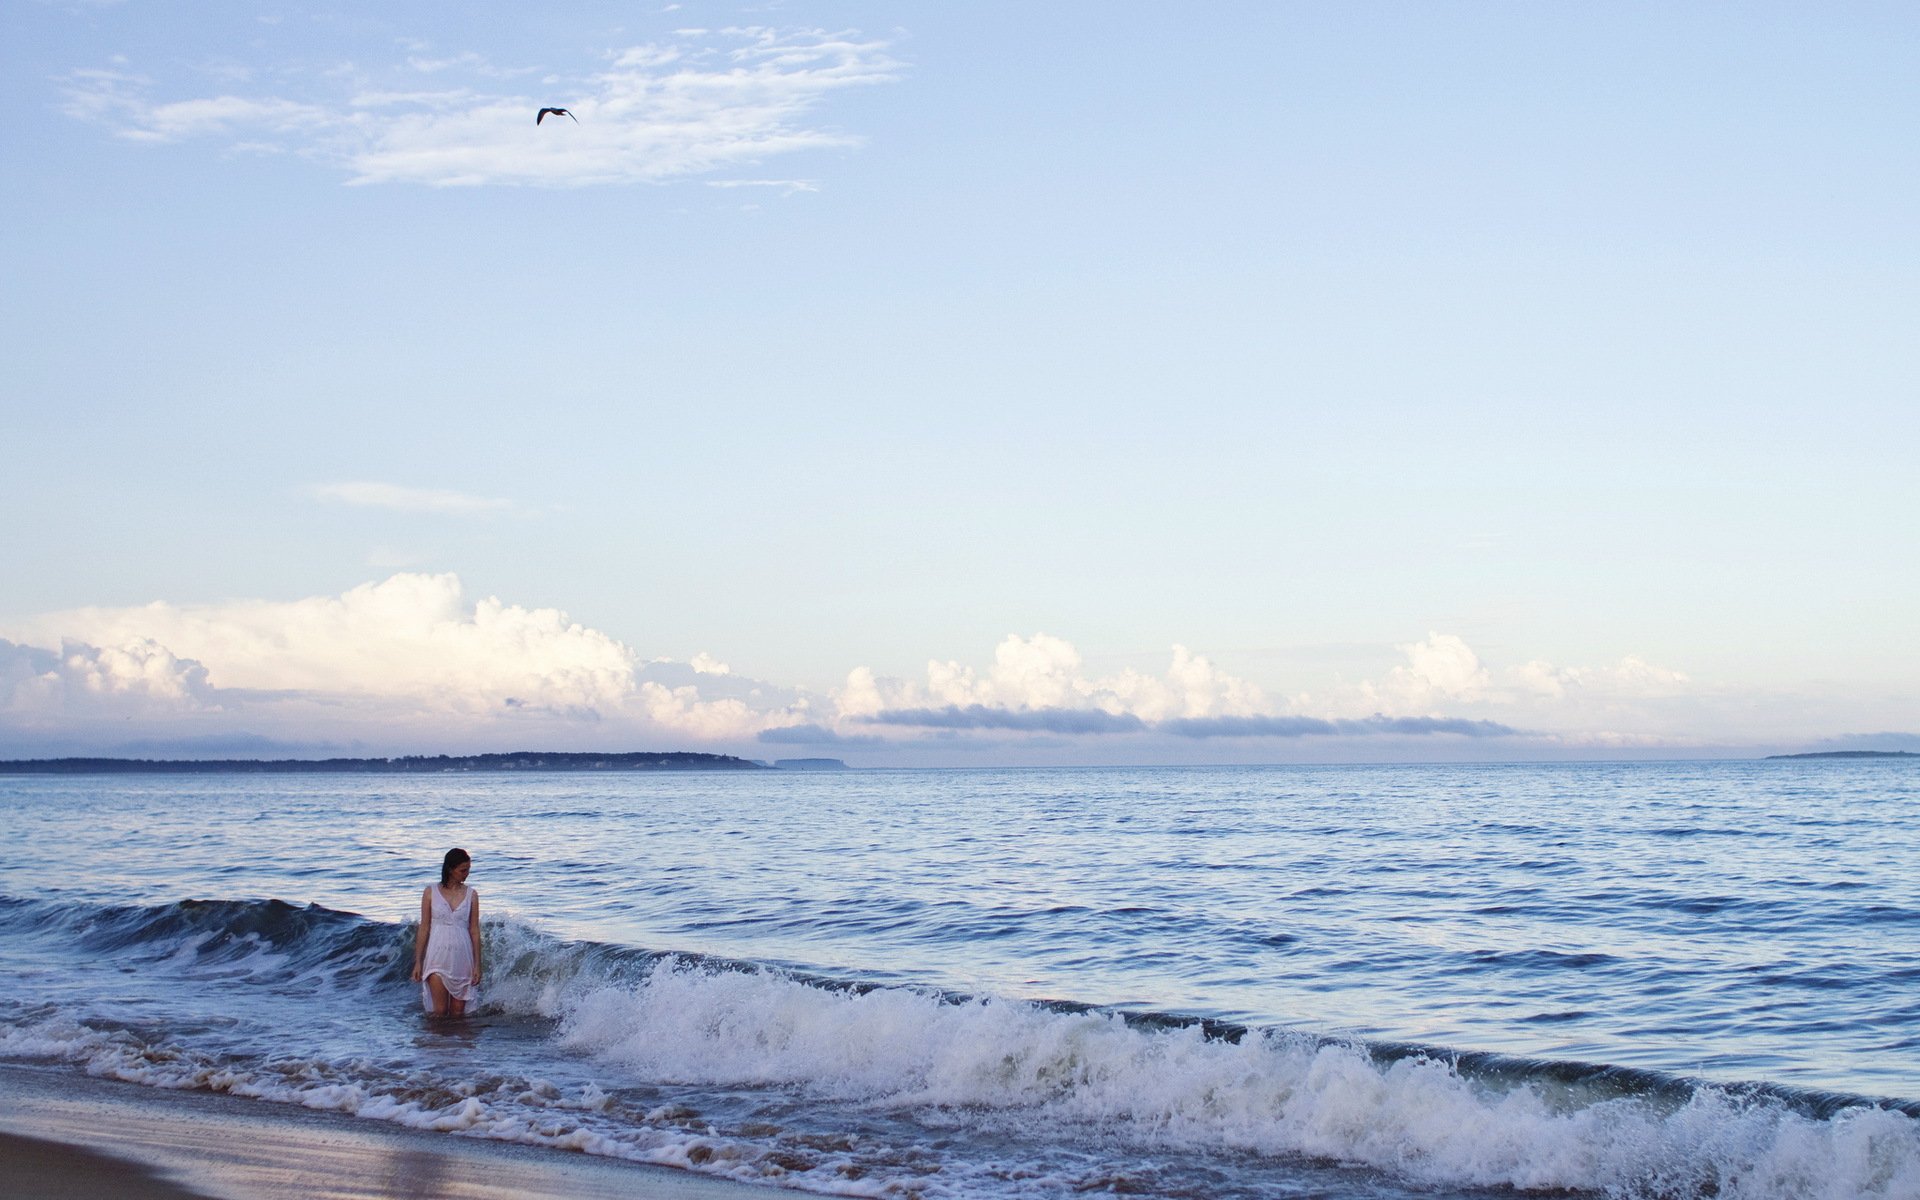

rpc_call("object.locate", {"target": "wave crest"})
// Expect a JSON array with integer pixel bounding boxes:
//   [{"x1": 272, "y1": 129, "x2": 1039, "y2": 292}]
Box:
[
  {"x1": 548, "y1": 958, "x2": 1920, "y2": 1198},
  {"x1": 5, "y1": 895, "x2": 1919, "y2": 1198}
]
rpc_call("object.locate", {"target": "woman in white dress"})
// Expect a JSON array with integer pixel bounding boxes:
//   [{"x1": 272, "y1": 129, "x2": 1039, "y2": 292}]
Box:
[{"x1": 411, "y1": 847, "x2": 482, "y2": 1016}]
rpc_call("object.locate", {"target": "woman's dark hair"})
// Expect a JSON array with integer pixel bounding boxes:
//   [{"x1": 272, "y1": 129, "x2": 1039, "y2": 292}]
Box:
[{"x1": 440, "y1": 847, "x2": 471, "y2": 886}]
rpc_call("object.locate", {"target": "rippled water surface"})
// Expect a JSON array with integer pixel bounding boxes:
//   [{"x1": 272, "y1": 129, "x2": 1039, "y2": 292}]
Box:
[{"x1": 4, "y1": 760, "x2": 1918, "y2": 1198}]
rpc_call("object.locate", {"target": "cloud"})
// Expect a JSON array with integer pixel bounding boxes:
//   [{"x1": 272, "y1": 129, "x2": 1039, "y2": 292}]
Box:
[
  {"x1": 832, "y1": 635, "x2": 1516, "y2": 742},
  {"x1": 107, "y1": 732, "x2": 335, "y2": 758},
  {"x1": 706, "y1": 178, "x2": 819, "y2": 196},
  {"x1": 404, "y1": 52, "x2": 523, "y2": 77},
  {"x1": 0, "y1": 637, "x2": 240, "y2": 759},
  {"x1": 0, "y1": 641, "x2": 55, "y2": 697},
  {"x1": 1, "y1": 637, "x2": 215, "y2": 717},
  {"x1": 63, "y1": 26, "x2": 902, "y2": 188},
  {"x1": 859, "y1": 705, "x2": 1516, "y2": 740},
  {"x1": 1796, "y1": 731, "x2": 1920, "y2": 754},
  {"x1": 0, "y1": 585, "x2": 1743, "y2": 762},
  {"x1": 863, "y1": 705, "x2": 1150, "y2": 735},
  {"x1": 633, "y1": 682, "x2": 763, "y2": 740},
  {"x1": 847, "y1": 635, "x2": 1271, "y2": 725},
  {"x1": 0, "y1": 576, "x2": 830, "y2": 755},
  {"x1": 1161, "y1": 714, "x2": 1520, "y2": 739},
  {"x1": 122, "y1": 96, "x2": 333, "y2": 143},
  {"x1": 309, "y1": 481, "x2": 511, "y2": 515},
  {"x1": 756, "y1": 722, "x2": 885, "y2": 747},
  {"x1": 636, "y1": 659, "x2": 797, "y2": 711},
  {"x1": 927, "y1": 632, "x2": 1091, "y2": 710},
  {"x1": 1361, "y1": 632, "x2": 1491, "y2": 710},
  {"x1": 1508, "y1": 654, "x2": 1692, "y2": 701},
  {"x1": 1298, "y1": 632, "x2": 1694, "y2": 722},
  {"x1": 9, "y1": 574, "x2": 634, "y2": 712}
]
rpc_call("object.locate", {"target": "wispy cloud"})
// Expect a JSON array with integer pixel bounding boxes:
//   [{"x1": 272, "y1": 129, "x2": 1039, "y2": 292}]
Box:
[
  {"x1": 756, "y1": 722, "x2": 885, "y2": 747},
  {"x1": 707, "y1": 178, "x2": 819, "y2": 196},
  {"x1": 857, "y1": 705, "x2": 1517, "y2": 739},
  {"x1": 124, "y1": 95, "x2": 333, "y2": 143},
  {"x1": 864, "y1": 705, "x2": 1150, "y2": 735},
  {"x1": 1160, "y1": 714, "x2": 1520, "y2": 739},
  {"x1": 62, "y1": 26, "x2": 903, "y2": 188},
  {"x1": 1797, "y1": 731, "x2": 1920, "y2": 754},
  {"x1": 309, "y1": 481, "x2": 511, "y2": 515},
  {"x1": 402, "y1": 52, "x2": 532, "y2": 78}
]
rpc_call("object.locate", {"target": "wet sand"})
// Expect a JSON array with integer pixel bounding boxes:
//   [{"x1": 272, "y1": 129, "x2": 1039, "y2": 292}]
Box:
[
  {"x1": 0, "y1": 1063, "x2": 778, "y2": 1200},
  {"x1": 1, "y1": 1128, "x2": 210, "y2": 1199}
]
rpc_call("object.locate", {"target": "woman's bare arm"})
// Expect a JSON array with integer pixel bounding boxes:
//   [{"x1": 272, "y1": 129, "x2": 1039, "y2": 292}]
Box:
[
  {"x1": 468, "y1": 892, "x2": 482, "y2": 986},
  {"x1": 411, "y1": 887, "x2": 430, "y2": 981}
]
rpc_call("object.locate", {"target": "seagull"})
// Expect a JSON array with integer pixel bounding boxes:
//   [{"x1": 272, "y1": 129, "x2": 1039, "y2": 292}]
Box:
[{"x1": 536, "y1": 107, "x2": 578, "y2": 125}]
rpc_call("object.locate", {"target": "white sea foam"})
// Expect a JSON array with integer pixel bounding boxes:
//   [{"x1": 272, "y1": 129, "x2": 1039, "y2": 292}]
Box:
[
  {"x1": 7, "y1": 909, "x2": 1919, "y2": 1199},
  {"x1": 537, "y1": 958, "x2": 1920, "y2": 1200},
  {"x1": 0, "y1": 1009, "x2": 889, "y2": 1196}
]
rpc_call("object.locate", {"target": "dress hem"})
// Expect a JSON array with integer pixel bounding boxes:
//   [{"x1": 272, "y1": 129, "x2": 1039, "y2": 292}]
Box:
[{"x1": 420, "y1": 971, "x2": 479, "y2": 1011}]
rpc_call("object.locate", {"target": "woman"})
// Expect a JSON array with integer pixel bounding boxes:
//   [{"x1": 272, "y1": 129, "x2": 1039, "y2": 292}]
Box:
[{"x1": 411, "y1": 847, "x2": 482, "y2": 1016}]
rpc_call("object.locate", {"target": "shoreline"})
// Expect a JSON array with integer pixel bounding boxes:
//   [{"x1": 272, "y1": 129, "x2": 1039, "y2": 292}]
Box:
[
  {"x1": 0, "y1": 751, "x2": 770, "y2": 775},
  {"x1": 0, "y1": 1062, "x2": 779, "y2": 1200},
  {"x1": 0, "y1": 1128, "x2": 208, "y2": 1200}
]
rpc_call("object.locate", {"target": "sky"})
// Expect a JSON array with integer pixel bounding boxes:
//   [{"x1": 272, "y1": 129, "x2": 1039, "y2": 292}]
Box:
[{"x1": 2, "y1": 1, "x2": 1916, "y2": 766}]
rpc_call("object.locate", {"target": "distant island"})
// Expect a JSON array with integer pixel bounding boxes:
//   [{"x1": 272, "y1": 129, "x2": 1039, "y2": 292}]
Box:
[
  {"x1": 0, "y1": 751, "x2": 768, "y2": 775},
  {"x1": 1765, "y1": 750, "x2": 1918, "y2": 760},
  {"x1": 770, "y1": 758, "x2": 849, "y2": 771}
]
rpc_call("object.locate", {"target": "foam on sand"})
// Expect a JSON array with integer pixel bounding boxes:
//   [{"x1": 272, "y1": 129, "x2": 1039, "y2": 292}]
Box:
[{"x1": 0, "y1": 1063, "x2": 768, "y2": 1200}]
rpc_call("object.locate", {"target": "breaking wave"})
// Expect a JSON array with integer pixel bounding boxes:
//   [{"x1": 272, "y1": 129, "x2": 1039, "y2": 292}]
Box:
[{"x1": 3, "y1": 895, "x2": 1918, "y2": 1199}]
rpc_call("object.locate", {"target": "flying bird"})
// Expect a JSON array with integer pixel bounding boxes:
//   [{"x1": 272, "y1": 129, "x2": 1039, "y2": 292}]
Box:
[{"x1": 536, "y1": 107, "x2": 578, "y2": 125}]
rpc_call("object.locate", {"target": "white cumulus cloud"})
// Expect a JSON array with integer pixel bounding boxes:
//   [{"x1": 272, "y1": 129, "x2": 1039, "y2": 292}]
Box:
[
  {"x1": 828, "y1": 635, "x2": 1270, "y2": 728},
  {"x1": 1511, "y1": 654, "x2": 1693, "y2": 700},
  {"x1": 0, "y1": 638, "x2": 216, "y2": 718},
  {"x1": 1355, "y1": 632, "x2": 1493, "y2": 713},
  {"x1": 10, "y1": 574, "x2": 635, "y2": 713},
  {"x1": 636, "y1": 682, "x2": 762, "y2": 740},
  {"x1": 1304, "y1": 632, "x2": 1695, "y2": 729},
  {"x1": 0, "y1": 576, "x2": 822, "y2": 754},
  {"x1": 1, "y1": 581, "x2": 1741, "y2": 761}
]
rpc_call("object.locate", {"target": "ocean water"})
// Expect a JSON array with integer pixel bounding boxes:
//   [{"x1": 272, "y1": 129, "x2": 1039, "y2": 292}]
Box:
[{"x1": 2, "y1": 760, "x2": 1917, "y2": 1199}]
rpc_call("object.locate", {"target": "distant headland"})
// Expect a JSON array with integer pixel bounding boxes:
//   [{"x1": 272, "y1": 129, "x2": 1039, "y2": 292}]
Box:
[
  {"x1": 1764, "y1": 750, "x2": 1918, "y2": 760},
  {"x1": 0, "y1": 751, "x2": 771, "y2": 775}
]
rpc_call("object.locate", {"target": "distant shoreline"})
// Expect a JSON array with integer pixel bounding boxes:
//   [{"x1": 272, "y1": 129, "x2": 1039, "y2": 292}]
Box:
[
  {"x1": 1764, "y1": 750, "x2": 1917, "y2": 760},
  {"x1": 0, "y1": 751, "x2": 768, "y2": 775}
]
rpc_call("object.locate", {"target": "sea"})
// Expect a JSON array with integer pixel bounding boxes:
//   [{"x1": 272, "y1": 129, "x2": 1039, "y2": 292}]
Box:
[{"x1": 1, "y1": 760, "x2": 1916, "y2": 1199}]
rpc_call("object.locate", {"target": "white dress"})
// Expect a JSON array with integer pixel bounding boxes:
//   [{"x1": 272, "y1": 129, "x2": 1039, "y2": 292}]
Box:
[{"x1": 419, "y1": 885, "x2": 479, "y2": 1011}]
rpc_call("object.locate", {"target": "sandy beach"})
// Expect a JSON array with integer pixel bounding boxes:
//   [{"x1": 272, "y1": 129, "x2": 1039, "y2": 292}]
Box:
[{"x1": 0, "y1": 1064, "x2": 777, "y2": 1200}]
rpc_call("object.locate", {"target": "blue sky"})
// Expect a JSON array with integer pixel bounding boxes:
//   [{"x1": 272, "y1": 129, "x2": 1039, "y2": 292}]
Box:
[{"x1": 2, "y1": 1, "x2": 1915, "y2": 764}]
